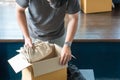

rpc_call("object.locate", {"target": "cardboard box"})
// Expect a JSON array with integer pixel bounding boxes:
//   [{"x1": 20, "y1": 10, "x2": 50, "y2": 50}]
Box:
[
  {"x1": 80, "y1": 0, "x2": 112, "y2": 13},
  {"x1": 21, "y1": 44, "x2": 67, "y2": 80},
  {"x1": 22, "y1": 66, "x2": 67, "y2": 80}
]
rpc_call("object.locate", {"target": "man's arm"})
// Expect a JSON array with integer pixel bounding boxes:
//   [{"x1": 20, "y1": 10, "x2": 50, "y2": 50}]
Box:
[
  {"x1": 65, "y1": 13, "x2": 78, "y2": 43},
  {"x1": 16, "y1": 3, "x2": 32, "y2": 47},
  {"x1": 60, "y1": 12, "x2": 79, "y2": 65}
]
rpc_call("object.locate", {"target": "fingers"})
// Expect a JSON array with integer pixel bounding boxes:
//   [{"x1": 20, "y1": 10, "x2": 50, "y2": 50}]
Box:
[
  {"x1": 24, "y1": 37, "x2": 33, "y2": 48},
  {"x1": 25, "y1": 43, "x2": 33, "y2": 48},
  {"x1": 60, "y1": 53, "x2": 72, "y2": 65}
]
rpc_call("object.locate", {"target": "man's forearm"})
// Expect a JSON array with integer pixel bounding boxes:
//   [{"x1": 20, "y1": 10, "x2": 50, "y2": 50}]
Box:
[
  {"x1": 65, "y1": 13, "x2": 79, "y2": 43},
  {"x1": 16, "y1": 6, "x2": 30, "y2": 39}
]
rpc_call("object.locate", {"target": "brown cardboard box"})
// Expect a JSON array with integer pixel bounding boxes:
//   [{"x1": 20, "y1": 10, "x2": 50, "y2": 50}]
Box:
[
  {"x1": 80, "y1": 0, "x2": 112, "y2": 13},
  {"x1": 22, "y1": 66, "x2": 67, "y2": 80},
  {"x1": 22, "y1": 44, "x2": 67, "y2": 80}
]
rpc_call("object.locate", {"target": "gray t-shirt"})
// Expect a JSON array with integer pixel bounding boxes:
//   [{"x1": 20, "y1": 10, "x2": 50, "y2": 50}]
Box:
[{"x1": 16, "y1": 0, "x2": 80, "y2": 41}]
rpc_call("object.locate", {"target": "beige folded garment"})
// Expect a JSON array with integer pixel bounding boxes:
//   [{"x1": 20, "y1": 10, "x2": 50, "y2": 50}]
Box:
[{"x1": 17, "y1": 40, "x2": 55, "y2": 63}]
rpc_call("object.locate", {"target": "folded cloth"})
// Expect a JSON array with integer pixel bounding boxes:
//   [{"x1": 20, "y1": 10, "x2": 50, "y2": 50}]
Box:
[{"x1": 17, "y1": 40, "x2": 55, "y2": 63}]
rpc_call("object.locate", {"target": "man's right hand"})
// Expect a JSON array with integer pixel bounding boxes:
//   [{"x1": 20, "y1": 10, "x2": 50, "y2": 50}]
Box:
[{"x1": 24, "y1": 37, "x2": 33, "y2": 47}]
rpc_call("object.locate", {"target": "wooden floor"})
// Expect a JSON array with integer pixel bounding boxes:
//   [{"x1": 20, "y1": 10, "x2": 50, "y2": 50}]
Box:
[
  {"x1": 0, "y1": 3, "x2": 120, "y2": 42},
  {"x1": 0, "y1": 3, "x2": 23, "y2": 42},
  {"x1": 74, "y1": 4, "x2": 120, "y2": 42}
]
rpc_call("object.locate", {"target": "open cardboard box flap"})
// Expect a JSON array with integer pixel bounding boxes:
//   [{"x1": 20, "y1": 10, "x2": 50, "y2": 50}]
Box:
[{"x1": 8, "y1": 43, "x2": 67, "y2": 77}]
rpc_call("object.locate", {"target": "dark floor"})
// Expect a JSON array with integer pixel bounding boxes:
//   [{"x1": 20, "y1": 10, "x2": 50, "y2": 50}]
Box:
[
  {"x1": 74, "y1": 4, "x2": 120, "y2": 41},
  {"x1": 0, "y1": 3, "x2": 120, "y2": 41}
]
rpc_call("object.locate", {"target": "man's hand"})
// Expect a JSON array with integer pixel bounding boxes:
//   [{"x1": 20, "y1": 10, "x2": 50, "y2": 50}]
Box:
[
  {"x1": 24, "y1": 37, "x2": 33, "y2": 48},
  {"x1": 60, "y1": 45, "x2": 72, "y2": 65}
]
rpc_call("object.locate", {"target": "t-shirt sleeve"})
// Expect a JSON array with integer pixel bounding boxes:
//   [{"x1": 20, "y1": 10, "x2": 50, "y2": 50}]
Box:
[
  {"x1": 66, "y1": 0, "x2": 80, "y2": 14},
  {"x1": 16, "y1": 0, "x2": 29, "y2": 8}
]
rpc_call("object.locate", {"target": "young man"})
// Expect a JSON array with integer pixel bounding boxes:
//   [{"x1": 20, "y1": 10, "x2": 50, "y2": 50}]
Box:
[{"x1": 16, "y1": 0, "x2": 80, "y2": 65}]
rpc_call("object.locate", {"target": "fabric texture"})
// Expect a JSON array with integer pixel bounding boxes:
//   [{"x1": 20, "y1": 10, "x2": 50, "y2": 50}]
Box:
[
  {"x1": 16, "y1": 0, "x2": 80, "y2": 40},
  {"x1": 48, "y1": 0, "x2": 68, "y2": 9}
]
